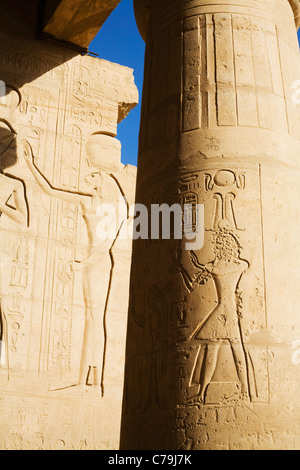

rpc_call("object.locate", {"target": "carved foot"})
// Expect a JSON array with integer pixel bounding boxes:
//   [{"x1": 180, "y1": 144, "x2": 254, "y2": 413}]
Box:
[
  {"x1": 48, "y1": 382, "x2": 102, "y2": 398},
  {"x1": 186, "y1": 384, "x2": 200, "y2": 400}
]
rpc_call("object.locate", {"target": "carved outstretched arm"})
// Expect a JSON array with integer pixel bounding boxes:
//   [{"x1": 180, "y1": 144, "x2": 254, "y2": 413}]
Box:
[
  {"x1": 190, "y1": 251, "x2": 206, "y2": 270},
  {"x1": 171, "y1": 248, "x2": 209, "y2": 291},
  {"x1": 22, "y1": 140, "x2": 91, "y2": 204},
  {"x1": 170, "y1": 249, "x2": 192, "y2": 289}
]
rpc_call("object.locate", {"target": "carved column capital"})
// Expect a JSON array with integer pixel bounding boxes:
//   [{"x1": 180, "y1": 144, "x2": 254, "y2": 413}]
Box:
[
  {"x1": 133, "y1": 0, "x2": 155, "y2": 40},
  {"x1": 134, "y1": 0, "x2": 300, "y2": 41},
  {"x1": 289, "y1": 0, "x2": 300, "y2": 28}
]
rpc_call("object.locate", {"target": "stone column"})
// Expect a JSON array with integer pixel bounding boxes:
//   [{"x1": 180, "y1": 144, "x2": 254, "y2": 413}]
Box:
[{"x1": 120, "y1": 0, "x2": 300, "y2": 450}]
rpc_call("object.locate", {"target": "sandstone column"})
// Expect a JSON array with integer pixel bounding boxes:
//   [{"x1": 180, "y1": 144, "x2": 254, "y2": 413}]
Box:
[{"x1": 121, "y1": 0, "x2": 300, "y2": 450}]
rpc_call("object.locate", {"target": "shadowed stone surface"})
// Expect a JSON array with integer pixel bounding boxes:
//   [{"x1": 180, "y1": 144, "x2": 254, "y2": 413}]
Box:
[{"x1": 120, "y1": 0, "x2": 300, "y2": 450}]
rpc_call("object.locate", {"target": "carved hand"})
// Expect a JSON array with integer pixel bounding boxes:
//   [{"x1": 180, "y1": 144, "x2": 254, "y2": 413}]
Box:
[
  {"x1": 22, "y1": 140, "x2": 34, "y2": 165},
  {"x1": 70, "y1": 260, "x2": 83, "y2": 273},
  {"x1": 170, "y1": 248, "x2": 183, "y2": 274}
]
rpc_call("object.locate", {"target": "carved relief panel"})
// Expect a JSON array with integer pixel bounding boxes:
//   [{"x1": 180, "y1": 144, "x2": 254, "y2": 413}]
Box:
[
  {"x1": 125, "y1": 164, "x2": 269, "y2": 420},
  {"x1": 175, "y1": 166, "x2": 269, "y2": 406},
  {"x1": 0, "y1": 37, "x2": 138, "y2": 450}
]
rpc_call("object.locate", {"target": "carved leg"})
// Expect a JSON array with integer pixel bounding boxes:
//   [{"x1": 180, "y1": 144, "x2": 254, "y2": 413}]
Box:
[
  {"x1": 80, "y1": 261, "x2": 111, "y2": 391},
  {"x1": 199, "y1": 341, "x2": 222, "y2": 401},
  {"x1": 230, "y1": 341, "x2": 249, "y2": 399},
  {"x1": 78, "y1": 306, "x2": 98, "y2": 386}
]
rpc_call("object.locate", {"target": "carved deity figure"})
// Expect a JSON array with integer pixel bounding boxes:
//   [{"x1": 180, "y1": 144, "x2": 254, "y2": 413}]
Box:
[
  {"x1": 175, "y1": 230, "x2": 250, "y2": 402},
  {"x1": 0, "y1": 122, "x2": 29, "y2": 368},
  {"x1": 23, "y1": 134, "x2": 126, "y2": 396}
]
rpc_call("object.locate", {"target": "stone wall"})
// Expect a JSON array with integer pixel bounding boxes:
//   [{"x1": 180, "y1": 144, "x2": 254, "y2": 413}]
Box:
[{"x1": 0, "y1": 0, "x2": 138, "y2": 450}]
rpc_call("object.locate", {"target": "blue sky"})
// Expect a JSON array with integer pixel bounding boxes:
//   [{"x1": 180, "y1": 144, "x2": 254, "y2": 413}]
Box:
[
  {"x1": 90, "y1": 1, "x2": 300, "y2": 167},
  {"x1": 89, "y1": 0, "x2": 145, "y2": 167}
]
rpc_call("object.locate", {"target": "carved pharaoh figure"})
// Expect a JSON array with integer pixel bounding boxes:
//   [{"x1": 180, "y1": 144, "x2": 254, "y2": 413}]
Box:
[
  {"x1": 174, "y1": 230, "x2": 250, "y2": 402},
  {"x1": 23, "y1": 134, "x2": 127, "y2": 396}
]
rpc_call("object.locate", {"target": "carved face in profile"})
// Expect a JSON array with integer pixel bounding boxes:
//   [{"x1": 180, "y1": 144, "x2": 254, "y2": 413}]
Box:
[
  {"x1": 0, "y1": 121, "x2": 17, "y2": 170},
  {"x1": 85, "y1": 133, "x2": 122, "y2": 172},
  {"x1": 84, "y1": 171, "x2": 102, "y2": 191}
]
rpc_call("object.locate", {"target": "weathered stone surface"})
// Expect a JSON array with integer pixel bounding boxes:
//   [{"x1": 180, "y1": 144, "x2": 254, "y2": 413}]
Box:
[
  {"x1": 121, "y1": 0, "x2": 300, "y2": 450},
  {"x1": 0, "y1": 3, "x2": 138, "y2": 450},
  {"x1": 134, "y1": 0, "x2": 300, "y2": 38},
  {"x1": 42, "y1": 0, "x2": 122, "y2": 50},
  {"x1": 289, "y1": 0, "x2": 300, "y2": 28}
]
